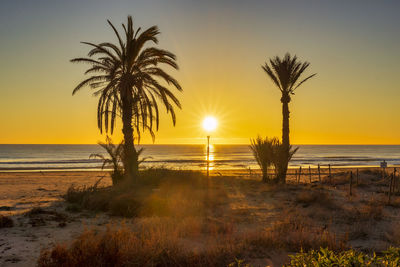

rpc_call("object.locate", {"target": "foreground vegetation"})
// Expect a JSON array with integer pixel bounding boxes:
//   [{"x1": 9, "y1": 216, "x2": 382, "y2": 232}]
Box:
[
  {"x1": 37, "y1": 229, "x2": 400, "y2": 267},
  {"x1": 0, "y1": 215, "x2": 13, "y2": 228},
  {"x1": 32, "y1": 168, "x2": 400, "y2": 266},
  {"x1": 287, "y1": 247, "x2": 400, "y2": 266}
]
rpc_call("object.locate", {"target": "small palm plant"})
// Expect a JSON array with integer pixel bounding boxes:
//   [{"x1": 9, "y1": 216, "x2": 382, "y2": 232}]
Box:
[
  {"x1": 250, "y1": 136, "x2": 278, "y2": 183},
  {"x1": 90, "y1": 136, "x2": 124, "y2": 185},
  {"x1": 272, "y1": 140, "x2": 299, "y2": 183}
]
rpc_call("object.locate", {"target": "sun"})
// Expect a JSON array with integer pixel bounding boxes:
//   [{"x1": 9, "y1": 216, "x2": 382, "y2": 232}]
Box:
[{"x1": 202, "y1": 116, "x2": 218, "y2": 132}]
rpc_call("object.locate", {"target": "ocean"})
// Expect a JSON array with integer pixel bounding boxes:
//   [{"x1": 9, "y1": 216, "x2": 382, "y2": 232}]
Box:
[{"x1": 0, "y1": 144, "x2": 399, "y2": 171}]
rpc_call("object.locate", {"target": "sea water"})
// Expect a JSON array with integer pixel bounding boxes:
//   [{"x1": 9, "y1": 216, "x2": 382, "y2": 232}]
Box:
[{"x1": 0, "y1": 144, "x2": 399, "y2": 171}]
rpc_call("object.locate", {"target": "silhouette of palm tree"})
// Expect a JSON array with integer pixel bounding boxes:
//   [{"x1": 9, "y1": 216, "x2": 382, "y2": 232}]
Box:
[
  {"x1": 262, "y1": 53, "x2": 315, "y2": 183},
  {"x1": 71, "y1": 16, "x2": 182, "y2": 181}
]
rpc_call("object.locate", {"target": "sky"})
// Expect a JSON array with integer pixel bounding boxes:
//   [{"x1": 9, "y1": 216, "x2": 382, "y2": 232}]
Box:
[{"x1": 0, "y1": 0, "x2": 399, "y2": 145}]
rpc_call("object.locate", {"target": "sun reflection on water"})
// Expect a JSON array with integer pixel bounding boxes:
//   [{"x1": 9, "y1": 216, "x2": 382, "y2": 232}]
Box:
[{"x1": 205, "y1": 144, "x2": 215, "y2": 171}]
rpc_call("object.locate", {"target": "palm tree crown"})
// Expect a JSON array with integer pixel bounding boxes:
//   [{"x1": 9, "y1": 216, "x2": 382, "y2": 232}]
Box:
[
  {"x1": 71, "y1": 16, "x2": 182, "y2": 140},
  {"x1": 262, "y1": 53, "x2": 315, "y2": 103}
]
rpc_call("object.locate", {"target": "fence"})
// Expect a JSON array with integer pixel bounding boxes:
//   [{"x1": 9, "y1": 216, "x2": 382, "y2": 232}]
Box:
[{"x1": 248, "y1": 165, "x2": 399, "y2": 203}]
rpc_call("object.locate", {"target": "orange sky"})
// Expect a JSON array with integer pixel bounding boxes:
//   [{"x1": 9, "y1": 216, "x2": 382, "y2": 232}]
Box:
[{"x1": 0, "y1": 0, "x2": 399, "y2": 144}]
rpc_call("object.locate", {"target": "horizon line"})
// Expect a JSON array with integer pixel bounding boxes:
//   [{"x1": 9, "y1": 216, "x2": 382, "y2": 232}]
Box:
[{"x1": 1, "y1": 143, "x2": 400, "y2": 146}]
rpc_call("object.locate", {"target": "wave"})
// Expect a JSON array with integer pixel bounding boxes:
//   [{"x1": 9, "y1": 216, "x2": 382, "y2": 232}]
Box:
[
  {"x1": 0, "y1": 159, "x2": 102, "y2": 165},
  {"x1": 1, "y1": 157, "x2": 397, "y2": 165}
]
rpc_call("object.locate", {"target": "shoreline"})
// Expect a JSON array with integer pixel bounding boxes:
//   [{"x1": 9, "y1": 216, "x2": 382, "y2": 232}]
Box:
[
  {"x1": 0, "y1": 165, "x2": 397, "y2": 174},
  {"x1": 1, "y1": 164, "x2": 399, "y2": 173}
]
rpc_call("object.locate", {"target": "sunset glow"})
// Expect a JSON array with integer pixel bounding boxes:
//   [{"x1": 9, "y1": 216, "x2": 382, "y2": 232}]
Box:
[
  {"x1": 0, "y1": 1, "x2": 399, "y2": 145},
  {"x1": 202, "y1": 116, "x2": 218, "y2": 132}
]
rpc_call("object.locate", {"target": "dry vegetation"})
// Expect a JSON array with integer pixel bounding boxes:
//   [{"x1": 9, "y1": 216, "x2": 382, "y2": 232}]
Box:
[
  {"x1": 37, "y1": 168, "x2": 400, "y2": 266},
  {"x1": 0, "y1": 215, "x2": 14, "y2": 228}
]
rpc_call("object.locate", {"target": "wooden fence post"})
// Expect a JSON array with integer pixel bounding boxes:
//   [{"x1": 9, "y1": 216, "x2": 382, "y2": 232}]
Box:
[
  {"x1": 388, "y1": 173, "x2": 394, "y2": 205},
  {"x1": 309, "y1": 165, "x2": 312, "y2": 183},
  {"x1": 356, "y1": 168, "x2": 359, "y2": 185},
  {"x1": 318, "y1": 164, "x2": 321, "y2": 182},
  {"x1": 295, "y1": 170, "x2": 298, "y2": 184},
  {"x1": 349, "y1": 171, "x2": 353, "y2": 196},
  {"x1": 299, "y1": 166, "x2": 302, "y2": 183},
  {"x1": 329, "y1": 164, "x2": 332, "y2": 184}
]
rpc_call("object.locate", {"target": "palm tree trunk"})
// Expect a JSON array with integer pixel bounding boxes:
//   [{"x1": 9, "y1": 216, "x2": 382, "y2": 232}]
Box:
[
  {"x1": 121, "y1": 92, "x2": 139, "y2": 182},
  {"x1": 282, "y1": 102, "x2": 290, "y2": 150},
  {"x1": 262, "y1": 167, "x2": 268, "y2": 183},
  {"x1": 280, "y1": 96, "x2": 290, "y2": 183}
]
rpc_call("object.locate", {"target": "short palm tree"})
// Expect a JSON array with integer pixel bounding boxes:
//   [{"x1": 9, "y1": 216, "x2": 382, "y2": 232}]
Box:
[
  {"x1": 71, "y1": 16, "x2": 182, "y2": 181},
  {"x1": 250, "y1": 136, "x2": 277, "y2": 183},
  {"x1": 262, "y1": 53, "x2": 315, "y2": 183},
  {"x1": 90, "y1": 136, "x2": 149, "y2": 185},
  {"x1": 271, "y1": 139, "x2": 299, "y2": 183},
  {"x1": 90, "y1": 136, "x2": 124, "y2": 185}
]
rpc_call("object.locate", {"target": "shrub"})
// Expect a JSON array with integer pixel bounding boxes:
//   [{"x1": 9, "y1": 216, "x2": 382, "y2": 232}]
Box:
[
  {"x1": 250, "y1": 136, "x2": 299, "y2": 184},
  {"x1": 249, "y1": 136, "x2": 276, "y2": 183},
  {"x1": 286, "y1": 247, "x2": 400, "y2": 266},
  {"x1": 295, "y1": 190, "x2": 336, "y2": 209},
  {"x1": 37, "y1": 226, "x2": 242, "y2": 267},
  {"x1": 0, "y1": 215, "x2": 14, "y2": 228},
  {"x1": 246, "y1": 213, "x2": 347, "y2": 253},
  {"x1": 63, "y1": 169, "x2": 222, "y2": 218},
  {"x1": 272, "y1": 141, "x2": 298, "y2": 184},
  {"x1": 65, "y1": 203, "x2": 82, "y2": 213},
  {"x1": 109, "y1": 193, "x2": 141, "y2": 217}
]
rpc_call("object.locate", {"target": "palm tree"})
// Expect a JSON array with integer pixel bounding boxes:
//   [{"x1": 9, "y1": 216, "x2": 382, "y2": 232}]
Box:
[
  {"x1": 71, "y1": 16, "x2": 182, "y2": 182},
  {"x1": 250, "y1": 136, "x2": 277, "y2": 183},
  {"x1": 262, "y1": 53, "x2": 315, "y2": 183}
]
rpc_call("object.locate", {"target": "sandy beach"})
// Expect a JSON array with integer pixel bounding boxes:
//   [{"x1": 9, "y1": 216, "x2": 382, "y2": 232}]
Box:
[
  {"x1": 0, "y1": 172, "x2": 112, "y2": 266},
  {"x1": 1, "y1": 167, "x2": 399, "y2": 266}
]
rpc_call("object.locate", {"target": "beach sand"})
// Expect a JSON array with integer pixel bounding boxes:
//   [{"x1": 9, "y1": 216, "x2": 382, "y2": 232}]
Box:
[
  {"x1": 0, "y1": 172, "x2": 113, "y2": 266},
  {"x1": 0, "y1": 167, "x2": 399, "y2": 266}
]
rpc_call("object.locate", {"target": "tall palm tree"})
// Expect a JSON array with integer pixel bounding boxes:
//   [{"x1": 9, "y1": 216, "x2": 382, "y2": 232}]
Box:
[
  {"x1": 262, "y1": 53, "x2": 315, "y2": 183},
  {"x1": 71, "y1": 16, "x2": 182, "y2": 181}
]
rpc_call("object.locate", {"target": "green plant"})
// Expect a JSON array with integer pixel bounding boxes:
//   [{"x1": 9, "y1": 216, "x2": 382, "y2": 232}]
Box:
[
  {"x1": 287, "y1": 247, "x2": 400, "y2": 266},
  {"x1": 90, "y1": 136, "x2": 124, "y2": 185},
  {"x1": 249, "y1": 136, "x2": 278, "y2": 183}
]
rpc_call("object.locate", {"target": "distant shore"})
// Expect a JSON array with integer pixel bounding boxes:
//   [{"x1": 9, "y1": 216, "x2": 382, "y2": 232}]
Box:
[{"x1": 0, "y1": 164, "x2": 397, "y2": 173}]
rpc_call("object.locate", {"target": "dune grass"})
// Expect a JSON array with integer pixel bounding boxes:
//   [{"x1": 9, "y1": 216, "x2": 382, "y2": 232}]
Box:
[
  {"x1": 63, "y1": 169, "x2": 225, "y2": 218},
  {"x1": 0, "y1": 215, "x2": 13, "y2": 228},
  {"x1": 37, "y1": 168, "x2": 400, "y2": 265}
]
